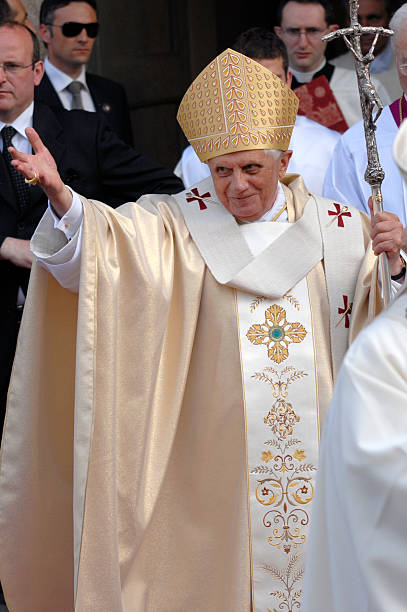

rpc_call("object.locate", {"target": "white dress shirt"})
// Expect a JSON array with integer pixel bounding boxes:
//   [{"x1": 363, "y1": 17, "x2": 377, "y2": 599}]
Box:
[
  {"x1": 0, "y1": 101, "x2": 33, "y2": 154},
  {"x1": 44, "y1": 57, "x2": 96, "y2": 112}
]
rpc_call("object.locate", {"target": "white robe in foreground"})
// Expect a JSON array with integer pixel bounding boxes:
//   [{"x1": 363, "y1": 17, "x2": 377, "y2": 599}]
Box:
[
  {"x1": 174, "y1": 115, "x2": 340, "y2": 193},
  {"x1": 323, "y1": 105, "x2": 407, "y2": 225},
  {"x1": 302, "y1": 283, "x2": 407, "y2": 612}
]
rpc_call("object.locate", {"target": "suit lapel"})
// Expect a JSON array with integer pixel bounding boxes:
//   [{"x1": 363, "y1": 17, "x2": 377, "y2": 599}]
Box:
[
  {"x1": 87, "y1": 73, "x2": 110, "y2": 115},
  {"x1": 0, "y1": 151, "x2": 18, "y2": 211},
  {"x1": 34, "y1": 73, "x2": 64, "y2": 111}
]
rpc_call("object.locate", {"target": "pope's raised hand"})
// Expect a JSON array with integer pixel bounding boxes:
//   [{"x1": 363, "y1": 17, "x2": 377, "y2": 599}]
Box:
[{"x1": 9, "y1": 127, "x2": 73, "y2": 218}]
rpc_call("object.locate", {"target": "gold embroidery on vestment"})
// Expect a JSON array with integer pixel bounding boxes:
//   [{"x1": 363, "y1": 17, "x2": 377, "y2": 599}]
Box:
[{"x1": 246, "y1": 305, "x2": 307, "y2": 363}]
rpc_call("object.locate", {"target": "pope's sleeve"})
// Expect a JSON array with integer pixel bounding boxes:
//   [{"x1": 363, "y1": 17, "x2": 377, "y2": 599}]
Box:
[
  {"x1": 323, "y1": 132, "x2": 370, "y2": 214},
  {"x1": 303, "y1": 298, "x2": 407, "y2": 611},
  {"x1": 30, "y1": 191, "x2": 84, "y2": 292}
]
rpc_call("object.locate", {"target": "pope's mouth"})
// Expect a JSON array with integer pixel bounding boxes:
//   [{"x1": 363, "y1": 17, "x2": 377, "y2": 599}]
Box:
[{"x1": 229, "y1": 194, "x2": 257, "y2": 203}]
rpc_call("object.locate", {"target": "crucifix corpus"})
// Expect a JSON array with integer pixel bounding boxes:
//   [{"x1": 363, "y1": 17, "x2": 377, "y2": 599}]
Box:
[{"x1": 323, "y1": 0, "x2": 393, "y2": 305}]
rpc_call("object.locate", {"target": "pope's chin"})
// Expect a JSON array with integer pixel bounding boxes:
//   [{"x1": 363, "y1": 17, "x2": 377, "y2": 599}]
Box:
[{"x1": 226, "y1": 197, "x2": 266, "y2": 222}]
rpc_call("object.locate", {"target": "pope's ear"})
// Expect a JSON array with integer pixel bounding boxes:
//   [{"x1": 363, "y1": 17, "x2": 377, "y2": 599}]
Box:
[{"x1": 278, "y1": 150, "x2": 293, "y2": 178}]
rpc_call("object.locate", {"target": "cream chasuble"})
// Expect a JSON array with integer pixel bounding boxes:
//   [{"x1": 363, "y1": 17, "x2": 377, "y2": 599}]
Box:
[{"x1": 0, "y1": 175, "x2": 379, "y2": 612}]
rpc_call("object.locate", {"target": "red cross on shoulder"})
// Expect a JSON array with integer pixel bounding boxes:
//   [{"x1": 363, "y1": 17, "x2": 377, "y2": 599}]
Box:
[
  {"x1": 186, "y1": 187, "x2": 211, "y2": 211},
  {"x1": 328, "y1": 203, "x2": 352, "y2": 228}
]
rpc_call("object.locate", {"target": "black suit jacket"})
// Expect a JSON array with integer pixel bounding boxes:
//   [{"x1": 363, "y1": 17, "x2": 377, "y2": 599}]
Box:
[
  {"x1": 0, "y1": 102, "x2": 183, "y2": 423},
  {"x1": 35, "y1": 70, "x2": 134, "y2": 145}
]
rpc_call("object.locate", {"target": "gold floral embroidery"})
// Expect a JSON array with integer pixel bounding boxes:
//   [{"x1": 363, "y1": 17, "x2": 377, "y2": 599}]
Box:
[
  {"x1": 246, "y1": 305, "x2": 307, "y2": 363},
  {"x1": 293, "y1": 449, "x2": 306, "y2": 462},
  {"x1": 262, "y1": 450, "x2": 274, "y2": 463},
  {"x1": 250, "y1": 366, "x2": 316, "y2": 557}
]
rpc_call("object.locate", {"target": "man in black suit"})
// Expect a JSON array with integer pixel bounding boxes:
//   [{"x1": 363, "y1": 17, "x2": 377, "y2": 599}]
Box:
[
  {"x1": 35, "y1": 0, "x2": 134, "y2": 144},
  {"x1": 0, "y1": 20, "x2": 183, "y2": 445}
]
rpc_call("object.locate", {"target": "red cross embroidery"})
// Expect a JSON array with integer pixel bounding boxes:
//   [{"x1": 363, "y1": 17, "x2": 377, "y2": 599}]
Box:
[
  {"x1": 338, "y1": 295, "x2": 353, "y2": 328},
  {"x1": 328, "y1": 203, "x2": 352, "y2": 228},
  {"x1": 186, "y1": 188, "x2": 210, "y2": 211}
]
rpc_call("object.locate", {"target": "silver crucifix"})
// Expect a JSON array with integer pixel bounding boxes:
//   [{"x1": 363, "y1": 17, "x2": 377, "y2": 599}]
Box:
[{"x1": 323, "y1": 0, "x2": 393, "y2": 305}]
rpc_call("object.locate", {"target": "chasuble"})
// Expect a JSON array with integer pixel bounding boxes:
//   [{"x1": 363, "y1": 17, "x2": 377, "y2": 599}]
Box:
[{"x1": 0, "y1": 175, "x2": 380, "y2": 612}]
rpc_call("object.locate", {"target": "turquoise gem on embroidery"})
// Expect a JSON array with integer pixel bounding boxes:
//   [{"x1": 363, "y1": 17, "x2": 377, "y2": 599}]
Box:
[{"x1": 269, "y1": 325, "x2": 285, "y2": 342}]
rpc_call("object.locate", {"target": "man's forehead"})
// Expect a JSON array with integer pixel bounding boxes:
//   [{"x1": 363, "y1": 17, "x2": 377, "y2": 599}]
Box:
[
  {"x1": 210, "y1": 150, "x2": 269, "y2": 167},
  {"x1": 0, "y1": 23, "x2": 30, "y2": 47},
  {"x1": 358, "y1": 0, "x2": 387, "y2": 16},
  {"x1": 396, "y1": 25, "x2": 407, "y2": 54},
  {"x1": 282, "y1": 1, "x2": 327, "y2": 25}
]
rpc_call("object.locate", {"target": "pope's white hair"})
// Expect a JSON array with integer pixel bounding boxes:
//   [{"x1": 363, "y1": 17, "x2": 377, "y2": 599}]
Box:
[
  {"x1": 265, "y1": 149, "x2": 285, "y2": 159},
  {"x1": 389, "y1": 4, "x2": 407, "y2": 50}
]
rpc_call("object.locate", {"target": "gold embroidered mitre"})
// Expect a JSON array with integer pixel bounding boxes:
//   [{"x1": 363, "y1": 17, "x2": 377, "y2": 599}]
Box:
[{"x1": 177, "y1": 48, "x2": 299, "y2": 162}]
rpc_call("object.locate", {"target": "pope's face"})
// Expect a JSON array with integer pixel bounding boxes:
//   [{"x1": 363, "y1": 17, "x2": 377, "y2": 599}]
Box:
[
  {"x1": 208, "y1": 150, "x2": 292, "y2": 222},
  {"x1": 275, "y1": 1, "x2": 337, "y2": 73}
]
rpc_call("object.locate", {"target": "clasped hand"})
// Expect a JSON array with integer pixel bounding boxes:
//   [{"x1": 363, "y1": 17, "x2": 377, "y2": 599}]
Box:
[{"x1": 368, "y1": 197, "x2": 404, "y2": 278}]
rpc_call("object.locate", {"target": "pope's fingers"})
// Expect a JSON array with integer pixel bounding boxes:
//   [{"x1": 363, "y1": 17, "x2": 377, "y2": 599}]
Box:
[
  {"x1": 371, "y1": 220, "x2": 403, "y2": 238},
  {"x1": 372, "y1": 235, "x2": 402, "y2": 254},
  {"x1": 10, "y1": 157, "x2": 41, "y2": 183},
  {"x1": 24, "y1": 127, "x2": 47, "y2": 154},
  {"x1": 8, "y1": 145, "x2": 31, "y2": 163}
]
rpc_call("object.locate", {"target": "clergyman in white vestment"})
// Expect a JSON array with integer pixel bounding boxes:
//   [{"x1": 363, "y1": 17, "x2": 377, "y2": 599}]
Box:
[
  {"x1": 323, "y1": 4, "x2": 407, "y2": 228},
  {"x1": 302, "y1": 118, "x2": 407, "y2": 612},
  {"x1": 0, "y1": 48, "x2": 403, "y2": 612}
]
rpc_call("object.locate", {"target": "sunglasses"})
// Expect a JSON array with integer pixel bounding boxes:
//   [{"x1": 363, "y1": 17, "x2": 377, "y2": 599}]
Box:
[{"x1": 46, "y1": 21, "x2": 99, "y2": 38}]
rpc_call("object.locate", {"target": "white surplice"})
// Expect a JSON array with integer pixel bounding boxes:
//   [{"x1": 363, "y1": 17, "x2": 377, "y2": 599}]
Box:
[
  {"x1": 323, "y1": 105, "x2": 407, "y2": 224},
  {"x1": 302, "y1": 282, "x2": 407, "y2": 612}
]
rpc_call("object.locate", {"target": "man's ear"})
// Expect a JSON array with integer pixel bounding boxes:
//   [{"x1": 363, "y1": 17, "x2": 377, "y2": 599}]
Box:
[
  {"x1": 39, "y1": 23, "x2": 52, "y2": 45},
  {"x1": 274, "y1": 26, "x2": 282, "y2": 39},
  {"x1": 33, "y1": 60, "x2": 44, "y2": 86},
  {"x1": 286, "y1": 69, "x2": 293, "y2": 89},
  {"x1": 278, "y1": 150, "x2": 293, "y2": 179}
]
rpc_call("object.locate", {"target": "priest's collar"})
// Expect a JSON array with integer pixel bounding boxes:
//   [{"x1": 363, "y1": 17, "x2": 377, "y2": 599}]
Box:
[{"x1": 290, "y1": 59, "x2": 326, "y2": 84}]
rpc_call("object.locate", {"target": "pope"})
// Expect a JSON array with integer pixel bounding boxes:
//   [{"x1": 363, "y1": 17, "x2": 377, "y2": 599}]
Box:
[{"x1": 0, "y1": 48, "x2": 403, "y2": 612}]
